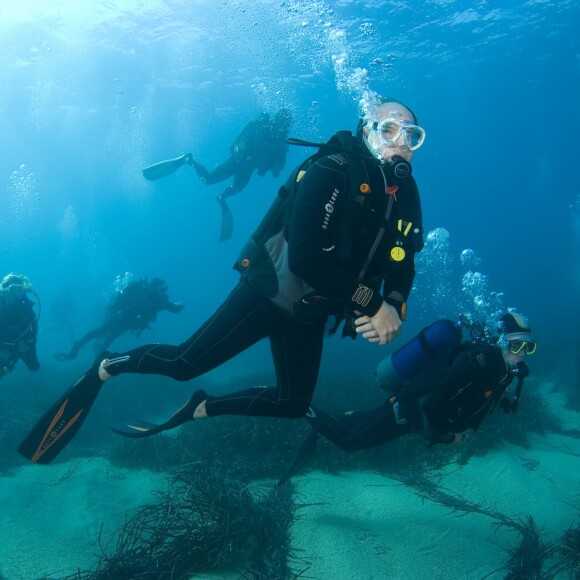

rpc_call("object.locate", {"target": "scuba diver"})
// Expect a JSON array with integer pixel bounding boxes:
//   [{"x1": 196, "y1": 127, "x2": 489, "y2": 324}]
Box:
[
  {"x1": 305, "y1": 311, "x2": 536, "y2": 451},
  {"x1": 142, "y1": 109, "x2": 294, "y2": 241},
  {"x1": 0, "y1": 273, "x2": 40, "y2": 380},
  {"x1": 54, "y1": 277, "x2": 184, "y2": 362},
  {"x1": 20, "y1": 96, "x2": 427, "y2": 464}
]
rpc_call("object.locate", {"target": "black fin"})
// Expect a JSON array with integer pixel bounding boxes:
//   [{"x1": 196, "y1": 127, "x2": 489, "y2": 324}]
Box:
[
  {"x1": 18, "y1": 364, "x2": 104, "y2": 464},
  {"x1": 219, "y1": 197, "x2": 234, "y2": 242},
  {"x1": 109, "y1": 419, "x2": 162, "y2": 439},
  {"x1": 110, "y1": 389, "x2": 208, "y2": 439},
  {"x1": 142, "y1": 154, "x2": 190, "y2": 181}
]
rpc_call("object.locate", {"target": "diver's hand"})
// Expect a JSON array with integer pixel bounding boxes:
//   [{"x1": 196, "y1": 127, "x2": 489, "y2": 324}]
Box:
[
  {"x1": 354, "y1": 301, "x2": 401, "y2": 345},
  {"x1": 452, "y1": 428, "x2": 475, "y2": 444}
]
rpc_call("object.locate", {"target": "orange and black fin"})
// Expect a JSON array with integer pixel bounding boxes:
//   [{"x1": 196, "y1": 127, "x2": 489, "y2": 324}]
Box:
[{"x1": 18, "y1": 366, "x2": 103, "y2": 464}]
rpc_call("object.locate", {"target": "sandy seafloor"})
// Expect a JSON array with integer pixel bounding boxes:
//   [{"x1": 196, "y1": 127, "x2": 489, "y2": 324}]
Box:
[{"x1": 1, "y1": 385, "x2": 578, "y2": 580}]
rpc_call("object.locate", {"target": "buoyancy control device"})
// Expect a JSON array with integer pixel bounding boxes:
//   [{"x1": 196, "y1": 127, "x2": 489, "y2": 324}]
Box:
[{"x1": 233, "y1": 131, "x2": 413, "y2": 321}]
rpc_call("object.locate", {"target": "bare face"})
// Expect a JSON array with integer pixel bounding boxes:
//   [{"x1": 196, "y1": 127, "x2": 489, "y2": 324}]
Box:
[{"x1": 362, "y1": 102, "x2": 421, "y2": 163}]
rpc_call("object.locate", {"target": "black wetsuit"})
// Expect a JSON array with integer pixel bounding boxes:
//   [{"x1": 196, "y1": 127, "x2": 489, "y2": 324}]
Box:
[
  {"x1": 307, "y1": 343, "x2": 515, "y2": 451},
  {"x1": 104, "y1": 146, "x2": 423, "y2": 420},
  {"x1": 0, "y1": 296, "x2": 39, "y2": 377},
  {"x1": 421, "y1": 343, "x2": 514, "y2": 441},
  {"x1": 193, "y1": 114, "x2": 290, "y2": 200}
]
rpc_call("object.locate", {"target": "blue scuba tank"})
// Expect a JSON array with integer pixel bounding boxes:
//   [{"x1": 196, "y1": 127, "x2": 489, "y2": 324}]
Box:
[{"x1": 375, "y1": 319, "x2": 462, "y2": 393}]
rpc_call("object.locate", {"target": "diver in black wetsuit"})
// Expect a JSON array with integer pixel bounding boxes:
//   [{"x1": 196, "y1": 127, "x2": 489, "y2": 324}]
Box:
[
  {"x1": 306, "y1": 311, "x2": 536, "y2": 450},
  {"x1": 188, "y1": 109, "x2": 293, "y2": 203},
  {"x1": 21, "y1": 97, "x2": 428, "y2": 462},
  {"x1": 186, "y1": 109, "x2": 294, "y2": 241},
  {"x1": 54, "y1": 277, "x2": 184, "y2": 362},
  {"x1": 0, "y1": 273, "x2": 40, "y2": 380},
  {"x1": 97, "y1": 97, "x2": 425, "y2": 436},
  {"x1": 141, "y1": 110, "x2": 293, "y2": 241}
]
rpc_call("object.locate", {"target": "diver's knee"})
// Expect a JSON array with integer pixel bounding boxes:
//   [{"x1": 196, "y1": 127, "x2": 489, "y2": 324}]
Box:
[
  {"x1": 287, "y1": 401, "x2": 312, "y2": 418},
  {"x1": 173, "y1": 371, "x2": 196, "y2": 382}
]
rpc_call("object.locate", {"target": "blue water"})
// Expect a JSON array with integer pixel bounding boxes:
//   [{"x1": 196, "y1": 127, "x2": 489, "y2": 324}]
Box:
[
  {"x1": 2, "y1": 1, "x2": 578, "y2": 354},
  {"x1": 0, "y1": 1, "x2": 578, "y2": 577}
]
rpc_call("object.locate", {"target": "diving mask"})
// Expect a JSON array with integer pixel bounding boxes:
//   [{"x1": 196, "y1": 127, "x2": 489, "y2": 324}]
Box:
[
  {"x1": 368, "y1": 118, "x2": 426, "y2": 152},
  {"x1": 5, "y1": 283, "x2": 25, "y2": 294},
  {"x1": 509, "y1": 340, "x2": 537, "y2": 355},
  {"x1": 0, "y1": 273, "x2": 33, "y2": 297}
]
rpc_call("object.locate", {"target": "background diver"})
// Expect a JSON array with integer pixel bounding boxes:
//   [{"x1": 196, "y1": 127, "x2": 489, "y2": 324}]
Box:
[
  {"x1": 142, "y1": 109, "x2": 293, "y2": 241},
  {"x1": 305, "y1": 311, "x2": 536, "y2": 453},
  {"x1": 0, "y1": 273, "x2": 41, "y2": 380},
  {"x1": 54, "y1": 277, "x2": 184, "y2": 362}
]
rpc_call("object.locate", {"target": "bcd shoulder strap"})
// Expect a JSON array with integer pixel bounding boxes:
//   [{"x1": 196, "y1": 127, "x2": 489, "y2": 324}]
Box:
[
  {"x1": 235, "y1": 131, "x2": 372, "y2": 269},
  {"x1": 233, "y1": 132, "x2": 377, "y2": 321}
]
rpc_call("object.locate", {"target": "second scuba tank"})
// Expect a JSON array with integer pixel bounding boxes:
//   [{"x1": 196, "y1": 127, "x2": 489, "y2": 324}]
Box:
[{"x1": 375, "y1": 319, "x2": 462, "y2": 393}]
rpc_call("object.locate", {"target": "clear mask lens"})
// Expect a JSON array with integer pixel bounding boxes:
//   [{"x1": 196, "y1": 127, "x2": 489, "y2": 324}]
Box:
[{"x1": 376, "y1": 119, "x2": 426, "y2": 151}]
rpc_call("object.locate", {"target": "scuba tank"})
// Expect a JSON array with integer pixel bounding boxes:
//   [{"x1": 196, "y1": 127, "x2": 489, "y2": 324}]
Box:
[{"x1": 375, "y1": 319, "x2": 462, "y2": 394}]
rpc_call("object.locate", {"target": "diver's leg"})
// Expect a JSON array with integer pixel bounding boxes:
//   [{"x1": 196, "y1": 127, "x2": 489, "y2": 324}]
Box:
[
  {"x1": 55, "y1": 324, "x2": 109, "y2": 361},
  {"x1": 94, "y1": 328, "x2": 125, "y2": 355},
  {"x1": 198, "y1": 155, "x2": 239, "y2": 185},
  {"x1": 100, "y1": 280, "x2": 273, "y2": 382},
  {"x1": 187, "y1": 158, "x2": 210, "y2": 181},
  {"x1": 204, "y1": 316, "x2": 325, "y2": 418},
  {"x1": 218, "y1": 165, "x2": 253, "y2": 201},
  {"x1": 306, "y1": 403, "x2": 413, "y2": 452}
]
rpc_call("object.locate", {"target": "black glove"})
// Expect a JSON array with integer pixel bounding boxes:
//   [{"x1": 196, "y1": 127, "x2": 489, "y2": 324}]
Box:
[{"x1": 327, "y1": 308, "x2": 357, "y2": 340}]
